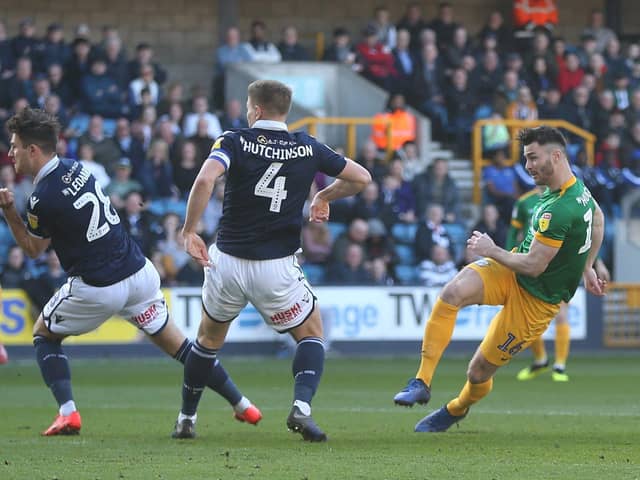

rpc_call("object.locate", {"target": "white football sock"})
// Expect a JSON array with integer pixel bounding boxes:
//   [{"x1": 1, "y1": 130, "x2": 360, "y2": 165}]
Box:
[
  {"x1": 233, "y1": 396, "x2": 251, "y2": 414},
  {"x1": 59, "y1": 400, "x2": 77, "y2": 416},
  {"x1": 293, "y1": 400, "x2": 311, "y2": 416},
  {"x1": 178, "y1": 412, "x2": 197, "y2": 424}
]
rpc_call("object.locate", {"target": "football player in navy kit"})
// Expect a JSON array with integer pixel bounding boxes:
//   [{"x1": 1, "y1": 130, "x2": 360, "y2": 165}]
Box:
[
  {"x1": 0, "y1": 108, "x2": 261, "y2": 436},
  {"x1": 172, "y1": 79, "x2": 371, "y2": 441}
]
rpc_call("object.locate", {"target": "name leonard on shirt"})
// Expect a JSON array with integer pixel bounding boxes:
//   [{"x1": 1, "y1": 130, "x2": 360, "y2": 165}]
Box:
[
  {"x1": 240, "y1": 135, "x2": 313, "y2": 160},
  {"x1": 61, "y1": 161, "x2": 91, "y2": 197}
]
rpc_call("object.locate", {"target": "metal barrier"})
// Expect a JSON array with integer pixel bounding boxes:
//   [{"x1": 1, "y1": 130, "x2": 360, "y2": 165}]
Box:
[
  {"x1": 289, "y1": 116, "x2": 393, "y2": 160},
  {"x1": 471, "y1": 119, "x2": 597, "y2": 204},
  {"x1": 603, "y1": 283, "x2": 640, "y2": 347}
]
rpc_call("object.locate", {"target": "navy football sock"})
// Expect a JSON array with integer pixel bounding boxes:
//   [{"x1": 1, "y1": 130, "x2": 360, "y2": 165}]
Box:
[
  {"x1": 174, "y1": 339, "x2": 242, "y2": 406},
  {"x1": 292, "y1": 337, "x2": 325, "y2": 404},
  {"x1": 181, "y1": 340, "x2": 217, "y2": 416},
  {"x1": 34, "y1": 335, "x2": 74, "y2": 408}
]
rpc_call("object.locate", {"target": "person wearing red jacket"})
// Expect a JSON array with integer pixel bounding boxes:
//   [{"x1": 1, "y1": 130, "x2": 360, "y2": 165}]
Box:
[
  {"x1": 513, "y1": 0, "x2": 558, "y2": 31},
  {"x1": 356, "y1": 24, "x2": 398, "y2": 91}
]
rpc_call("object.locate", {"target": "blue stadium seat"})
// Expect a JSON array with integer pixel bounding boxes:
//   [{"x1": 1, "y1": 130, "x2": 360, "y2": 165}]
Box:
[
  {"x1": 395, "y1": 244, "x2": 416, "y2": 265},
  {"x1": 391, "y1": 223, "x2": 418, "y2": 244},
  {"x1": 303, "y1": 264, "x2": 326, "y2": 284},
  {"x1": 395, "y1": 265, "x2": 418, "y2": 285},
  {"x1": 445, "y1": 223, "x2": 468, "y2": 261},
  {"x1": 326, "y1": 222, "x2": 347, "y2": 240}
]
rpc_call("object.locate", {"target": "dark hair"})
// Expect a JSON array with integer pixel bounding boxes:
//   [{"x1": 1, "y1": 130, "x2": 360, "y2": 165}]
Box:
[
  {"x1": 247, "y1": 79, "x2": 292, "y2": 116},
  {"x1": 517, "y1": 126, "x2": 567, "y2": 151},
  {"x1": 7, "y1": 108, "x2": 60, "y2": 153}
]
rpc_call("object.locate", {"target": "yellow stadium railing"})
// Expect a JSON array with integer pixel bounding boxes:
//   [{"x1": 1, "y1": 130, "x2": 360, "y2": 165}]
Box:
[
  {"x1": 472, "y1": 119, "x2": 597, "y2": 204},
  {"x1": 603, "y1": 283, "x2": 640, "y2": 347},
  {"x1": 289, "y1": 117, "x2": 394, "y2": 160}
]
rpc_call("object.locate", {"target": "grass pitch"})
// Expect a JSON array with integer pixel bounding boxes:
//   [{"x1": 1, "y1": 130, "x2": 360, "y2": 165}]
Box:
[{"x1": 1, "y1": 354, "x2": 639, "y2": 480}]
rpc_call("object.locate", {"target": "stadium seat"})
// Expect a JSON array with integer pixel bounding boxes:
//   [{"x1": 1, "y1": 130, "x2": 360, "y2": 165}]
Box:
[
  {"x1": 303, "y1": 264, "x2": 326, "y2": 284},
  {"x1": 395, "y1": 265, "x2": 418, "y2": 285},
  {"x1": 326, "y1": 222, "x2": 347, "y2": 240},
  {"x1": 395, "y1": 244, "x2": 416, "y2": 265},
  {"x1": 391, "y1": 223, "x2": 418, "y2": 244}
]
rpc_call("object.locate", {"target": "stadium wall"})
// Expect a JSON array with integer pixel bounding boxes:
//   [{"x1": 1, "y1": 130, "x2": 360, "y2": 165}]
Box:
[{"x1": 2, "y1": 0, "x2": 608, "y2": 89}]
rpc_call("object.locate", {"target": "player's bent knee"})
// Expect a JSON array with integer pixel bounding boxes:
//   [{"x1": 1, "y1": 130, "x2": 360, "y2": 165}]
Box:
[
  {"x1": 32, "y1": 314, "x2": 61, "y2": 340},
  {"x1": 289, "y1": 306, "x2": 323, "y2": 342},
  {"x1": 467, "y1": 351, "x2": 498, "y2": 384},
  {"x1": 439, "y1": 268, "x2": 484, "y2": 307}
]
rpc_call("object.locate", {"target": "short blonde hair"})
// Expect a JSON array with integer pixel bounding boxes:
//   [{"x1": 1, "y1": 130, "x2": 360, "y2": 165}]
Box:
[{"x1": 247, "y1": 79, "x2": 292, "y2": 116}]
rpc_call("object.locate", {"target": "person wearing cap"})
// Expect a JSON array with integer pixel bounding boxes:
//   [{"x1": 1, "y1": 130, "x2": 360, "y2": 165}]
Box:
[
  {"x1": 105, "y1": 157, "x2": 143, "y2": 209},
  {"x1": 82, "y1": 55, "x2": 125, "y2": 119},
  {"x1": 41, "y1": 23, "x2": 71, "y2": 72}
]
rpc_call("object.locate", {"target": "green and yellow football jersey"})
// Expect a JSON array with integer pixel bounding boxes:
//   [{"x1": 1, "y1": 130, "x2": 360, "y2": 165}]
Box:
[
  {"x1": 506, "y1": 188, "x2": 541, "y2": 250},
  {"x1": 516, "y1": 177, "x2": 597, "y2": 304}
]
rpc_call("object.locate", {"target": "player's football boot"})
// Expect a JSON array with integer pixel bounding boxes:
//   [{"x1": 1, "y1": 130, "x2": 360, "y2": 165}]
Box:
[
  {"x1": 516, "y1": 361, "x2": 549, "y2": 381},
  {"x1": 171, "y1": 418, "x2": 196, "y2": 439},
  {"x1": 551, "y1": 367, "x2": 569, "y2": 382},
  {"x1": 42, "y1": 411, "x2": 82, "y2": 436},
  {"x1": 414, "y1": 405, "x2": 467, "y2": 433},
  {"x1": 393, "y1": 378, "x2": 431, "y2": 406},
  {"x1": 234, "y1": 404, "x2": 263, "y2": 425},
  {"x1": 0, "y1": 344, "x2": 8, "y2": 365},
  {"x1": 286, "y1": 405, "x2": 327, "y2": 442}
]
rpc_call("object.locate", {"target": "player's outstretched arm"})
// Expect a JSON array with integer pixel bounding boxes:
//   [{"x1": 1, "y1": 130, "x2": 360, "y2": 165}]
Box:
[
  {"x1": 467, "y1": 230, "x2": 559, "y2": 278},
  {"x1": 182, "y1": 159, "x2": 225, "y2": 266},
  {"x1": 309, "y1": 159, "x2": 371, "y2": 223},
  {"x1": 0, "y1": 188, "x2": 50, "y2": 258}
]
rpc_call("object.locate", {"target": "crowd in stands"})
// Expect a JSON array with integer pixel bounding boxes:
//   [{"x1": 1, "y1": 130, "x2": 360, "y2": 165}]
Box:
[{"x1": 0, "y1": 3, "x2": 636, "y2": 293}]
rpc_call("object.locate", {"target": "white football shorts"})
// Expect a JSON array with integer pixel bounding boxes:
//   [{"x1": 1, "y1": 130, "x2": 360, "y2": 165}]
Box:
[
  {"x1": 202, "y1": 244, "x2": 316, "y2": 333},
  {"x1": 43, "y1": 259, "x2": 168, "y2": 336}
]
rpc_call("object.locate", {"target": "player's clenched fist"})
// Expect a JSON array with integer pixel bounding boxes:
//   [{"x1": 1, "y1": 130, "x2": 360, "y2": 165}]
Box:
[
  {"x1": 467, "y1": 230, "x2": 496, "y2": 257},
  {"x1": 0, "y1": 188, "x2": 15, "y2": 209},
  {"x1": 309, "y1": 194, "x2": 330, "y2": 223}
]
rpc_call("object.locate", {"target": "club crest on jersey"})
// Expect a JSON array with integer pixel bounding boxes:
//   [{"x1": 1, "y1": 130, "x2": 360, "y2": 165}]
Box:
[
  {"x1": 29, "y1": 196, "x2": 40, "y2": 210},
  {"x1": 27, "y1": 212, "x2": 39, "y2": 229},
  {"x1": 539, "y1": 212, "x2": 552, "y2": 232},
  {"x1": 257, "y1": 135, "x2": 268, "y2": 144}
]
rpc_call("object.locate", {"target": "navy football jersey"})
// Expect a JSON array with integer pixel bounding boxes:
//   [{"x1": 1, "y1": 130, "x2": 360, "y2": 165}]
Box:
[
  {"x1": 26, "y1": 156, "x2": 145, "y2": 286},
  {"x1": 208, "y1": 120, "x2": 347, "y2": 260}
]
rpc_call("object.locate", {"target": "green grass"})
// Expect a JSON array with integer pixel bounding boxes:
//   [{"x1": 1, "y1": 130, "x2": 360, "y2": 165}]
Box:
[{"x1": 1, "y1": 355, "x2": 639, "y2": 480}]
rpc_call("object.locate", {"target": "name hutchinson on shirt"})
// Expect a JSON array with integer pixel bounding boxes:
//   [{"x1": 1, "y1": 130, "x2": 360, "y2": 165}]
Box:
[{"x1": 241, "y1": 136, "x2": 313, "y2": 160}]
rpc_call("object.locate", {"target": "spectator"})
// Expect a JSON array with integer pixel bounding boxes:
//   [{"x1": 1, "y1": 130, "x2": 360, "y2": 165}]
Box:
[
  {"x1": 538, "y1": 87, "x2": 563, "y2": 119},
  {"x1": 471, "y1": 50, "x2": 502, "y2": 107},
  {"x1": 0, "y1": 20, "x2": 14, "y2": 75},
  {"x1": 444, "y1": 26, "x2": 472, "y2": 73},
  {"x1": 4, "y1": 57, "x2": 35, "y2": 108},
  {"x1": 418, "y1": 244, "x2": 458, "y2": 287},
  {"x1": 483, "y1": 149, "x2": 519, "y2": 223},
  {"x1": 379, "y1": 159, "x2": 416, "y2": 225},
  {"x1": 562, "y1": 86, "x2": 595, "y2": 141},
  {"x1": 612, "y1": 72, "x2": 631, "y2": 111},
  {"x1": 43, "y1": 94, "x2": 68, "y2": 129},
  {"x1": 413, "y1": 157, "x2": 460, "y2": 222},
  {"x1": 392, "y1": 28, "x2": 419, "y2": 103},
  {"x1": 102, "y1": 37, "x2": 129, "y2": 92},
  {"x1": 494, "y1": 70, "x2": 521, "y2": 115},
  {"x1": 242, "y1": 20, "x2": 282, "y2": 63},
  {"x1": 371, "y1": 6, "x2": 397, "y2": 51},
  {"x1": 326, "y1": 243, "x2": 372, "y2": 285},
  {"x1": 445, "y1": 68, "x2": 476, "y2": 154},
  {"x1": 118, "y1": 191, "x2": 156, "y2": 257},
  {"x1": 77, "y1": 143, "x2": 110, "y2": 190},
  {"x1": 23, "y1": 250, "x2": 67, "y2": 312},
  {"x1": 524, "y1": 30, "x2": 557, "y2": 77},
  {"x1": 527, "y1": 56, "x2": 554, "y2": 101},
  {"x1": 129, "y1": 63, "x2": 160, "y2": 108},
  {"x1": 416, "y1": 43, "x2": 447, "y2": 139},
  {"x1": 40, "y1": 23, "x2": 71, "y2": 72},
  {"x1": 398, "y1": 140, "x2": 428, "y2": 181},
  {"x1": 506, "y1": 85, "x2": 538, "y2": 120},
  {"x1": 219, "y1": 98, "x2": 248, "y2": 130},
  {"x1": 176, "y1": 256, "x2": 205, "y2": 286},
  {"x1": 414, "y1": 203, "x2": 454, "y2": 262},
  {"x1": 482, "y1": 113, "x2": 510, "y2": 154},
  {"x1": 356, "y1": 24, "x2": 397, "y2": 91},
  {"x1": 155, "y1": 118, "x2": 183, "y2": 164},
  {"x1": 582, "y1": 9, "x2": 616, "y2": 54},
  {"x1": 557, "y1": 52, "x2": 584, "y2": 95},
  {"x1": 473, "y1": 203, "x2": 507, "y2": 247},
  {"x1": 369, "y1": 257, "x2": 394, "y2": 285},
  {"x1": 113, "y1": 117, "x2": 146, "y2": 170},
  {"x1": 65, "y1": 37, "x2": 92, "y2": 102},
  {"x1": 202, "y1": 177, "x2": 225, "y2": 238},
  {"x1": 173, "y1": 140, "x2": 200, "y2": 198},
  {"x1": 301, "y1": 221, "x2": 333, "y2": 265},
  {"x1": 187, "y1": 117, "x2": 215, "y2": 165},
  {"x1": 11, "y1": 18, "x2": 41, "y2": 62},
  {"x1": 105, "y1": 157, "x2": 144, "y2": 209},
  {"x1": 0, "y1": 164, "x2": 32, "y2": 216},
  {"x1": 78, "y1": 115, "x2": 121, "y2": 174},
  {"x1": 396, "y1": 2, "x2": 428, "y2": 54},
  {"x1": 213, "y1": 26, "x2": 251, "y2": 109},
  {"x1": 127, "y1": 42, "x2": 167, "y2": 85},
  {"x1": 322, "y1": 27, "x2": 358, "y2": 67},
  {"x1": 137, "y1": 139, "x2": 176, "y2": 200},
  {"x1": 371, "y1": 93, "x2": 416, "y2": 151},
  {"x1": 156, "y1": 213, "x2": 191, "y2": 282},
  {"x1": 357, "y1": 139, "x2": 388, "y2": 183},
  {"x1": 430, "y1": 2, "x2": 459, "y2": 50},
  {"x1": 47, "y1": 63, "x2": 73, "y2": 107},
  {"x1": 0, "y1": 245, "x2": 29, "y2": 288},
  {"x1": 277, "y1": 26, "x2": 310, "y2": 61},
  {"x1": 182, "y1": 94, "x2": 222, "y2": 139},
  {"x1": 351, "y1": 181, "x2": 383, "y2": 221},
  {"x1": 478, "y1": 11, "x2": 511, "y2": 53},
  {"x1": 605, "y1": 37, "x2": 626, "y2": 75},
  {"x1": 82, "y1": 56, "x2": 125, "y2": 119},
  {"x1": 157, "y1": 81, "x2": 185, "y2": 117},
  {"x1": 366, "y1": 218, "x2": 395, "y2": 265},
  {"x1": 588, "y1": 52, "x2": 608, "y2": 89},
  {"x1": 330, "y1": 218, "x2": 369, "y2": 265}
]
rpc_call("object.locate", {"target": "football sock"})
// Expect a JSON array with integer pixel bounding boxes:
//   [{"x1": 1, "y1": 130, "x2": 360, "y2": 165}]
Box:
[
  {"x1": 554, "y1": 323, "x2": 570, "y2": 368},
  {"x1": 292, "y1": 337, "x2": 325, "y2": 405},
  {"x1": 33, "y1": 335, "x2": 75, "y2": 410},
  {"x1": 446, "y1": 378, "x2": 493, "y2": 417},
  {"x1": 529, "y1": 336, "x2": 547, "y2": 365},
  {"x1": 416, "y1": 298, "x2": 459, "y2": 385},
  {"x1": 174, "y1": 339, "x2": 243, "y2": 406},
  {"x1": 181, "y1": 340, "x2": 216, "y2": 416}
]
